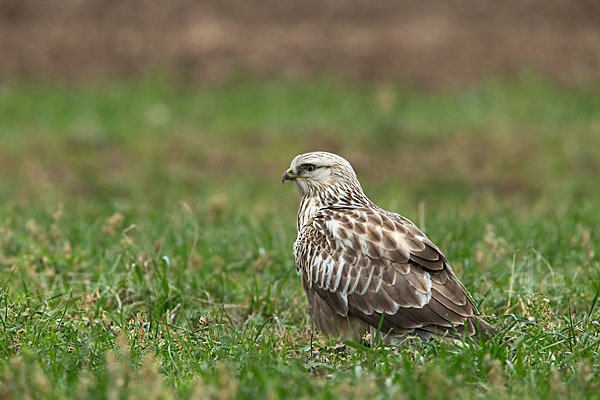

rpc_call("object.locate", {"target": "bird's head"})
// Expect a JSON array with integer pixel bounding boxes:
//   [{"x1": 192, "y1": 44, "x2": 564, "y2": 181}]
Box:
[{"x1": 282, "y1": 151, "x2": 362, "y2": 198}]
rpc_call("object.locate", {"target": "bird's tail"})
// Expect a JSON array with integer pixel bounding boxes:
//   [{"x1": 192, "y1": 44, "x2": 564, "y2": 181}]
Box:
[{"x1": 415, "y1": 316, "x2": 509, "y2": 344}]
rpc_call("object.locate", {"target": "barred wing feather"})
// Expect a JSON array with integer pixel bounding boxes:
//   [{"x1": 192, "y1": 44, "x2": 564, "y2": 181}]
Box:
[{"x1": 294, "y1": 207, "x2": 491, "y2": 339}]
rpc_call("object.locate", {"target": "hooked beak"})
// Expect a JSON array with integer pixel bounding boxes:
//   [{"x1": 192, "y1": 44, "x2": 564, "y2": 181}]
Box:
[{"x1": 282, "y1": 168, "x2": 303, "y2": 184}]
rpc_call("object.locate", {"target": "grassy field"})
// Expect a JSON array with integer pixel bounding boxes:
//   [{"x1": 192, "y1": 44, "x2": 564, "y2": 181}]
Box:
[{"x1": 0, "y1": 75, "x2": 599, "y2": 399}]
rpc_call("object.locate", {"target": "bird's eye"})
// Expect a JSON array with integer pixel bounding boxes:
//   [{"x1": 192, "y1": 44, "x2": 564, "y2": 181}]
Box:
[{"x1": 304, "y1": 164, "x2": 316, "y2": 173}]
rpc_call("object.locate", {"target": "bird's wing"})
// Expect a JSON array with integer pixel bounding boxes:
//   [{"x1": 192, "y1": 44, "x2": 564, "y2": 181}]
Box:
[{"x1": 294, "y1": 207, "x2": 479, "y2": 337}]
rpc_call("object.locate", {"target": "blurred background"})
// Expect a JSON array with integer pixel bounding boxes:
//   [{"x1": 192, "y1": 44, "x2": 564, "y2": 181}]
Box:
[
  {"x1": 1, "y1": 0, "x2": 600, "y2": 211},
  {"x1": 0, "y1": 1, "x2": 599, "y2": 208},
  {"x1": 2, "y1": 0, "x2": 600, "y2": 85}
]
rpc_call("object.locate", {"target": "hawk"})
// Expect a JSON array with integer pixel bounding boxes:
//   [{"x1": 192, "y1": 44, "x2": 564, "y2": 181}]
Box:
[{"x1": 282, "y1": 151, "x2": 495, "y2": 343}]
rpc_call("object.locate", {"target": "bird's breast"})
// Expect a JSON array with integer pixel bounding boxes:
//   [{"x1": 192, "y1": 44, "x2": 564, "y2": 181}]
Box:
[{"x1": 297, "y1": 196, "x2": 321, "y2": 231}]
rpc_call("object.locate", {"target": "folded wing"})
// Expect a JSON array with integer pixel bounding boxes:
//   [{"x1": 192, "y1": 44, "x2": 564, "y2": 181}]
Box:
[{"x1": 294, "y1": 207, "x2": 484, "y2": 338}]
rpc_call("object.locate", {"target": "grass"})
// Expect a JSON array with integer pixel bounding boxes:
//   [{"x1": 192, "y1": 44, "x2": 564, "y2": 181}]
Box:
[{"x1": 0, "y1": 74, "x2": 599, "y2": 399}]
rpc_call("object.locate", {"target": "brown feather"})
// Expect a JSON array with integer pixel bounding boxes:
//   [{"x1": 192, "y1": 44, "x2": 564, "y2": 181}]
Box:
[
  {"x1": 409, "y1": 254, "x2": 445, "y2": 270},
  {"x1": 412, "y1": 243, "x2": 443, "y2": 261}
]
